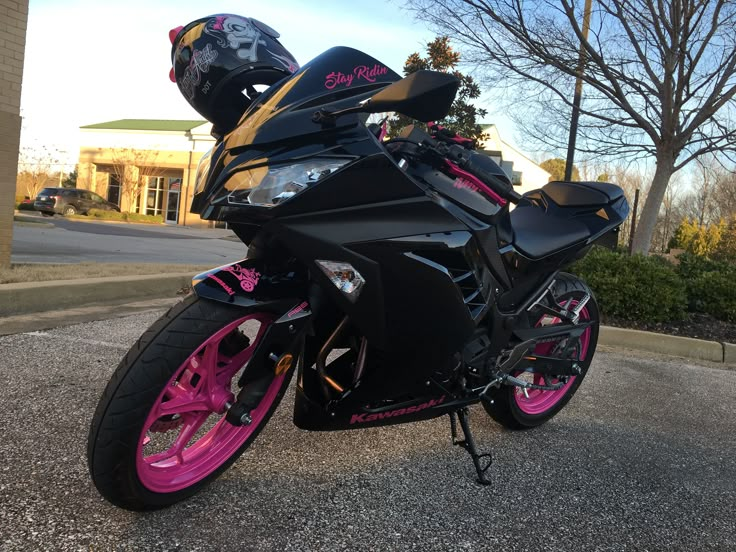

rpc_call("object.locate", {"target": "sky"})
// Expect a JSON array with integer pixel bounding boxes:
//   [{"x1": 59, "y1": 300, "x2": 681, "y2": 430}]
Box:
[{"x1": 19, "y1": 0, "x2": 516, "y2": 170}]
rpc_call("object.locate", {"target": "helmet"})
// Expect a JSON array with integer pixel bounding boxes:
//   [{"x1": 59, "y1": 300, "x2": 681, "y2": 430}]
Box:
[{"x1": 169, "y1": 14, "x2": 299, "y2": 134}]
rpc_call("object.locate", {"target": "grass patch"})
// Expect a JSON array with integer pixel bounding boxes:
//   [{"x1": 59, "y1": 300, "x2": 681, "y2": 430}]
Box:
[
  {"x1": 0, "y1": 263, "x2": 214, "y2": 284},
  {"x1": 66, "y1": 210, "x2": 165, "y2": 224}
]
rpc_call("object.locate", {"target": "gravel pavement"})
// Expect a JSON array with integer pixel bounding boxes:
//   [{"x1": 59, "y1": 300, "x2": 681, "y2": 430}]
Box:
[{"x1": 1, "y1": 309, "x2": 734, "y2": 551}]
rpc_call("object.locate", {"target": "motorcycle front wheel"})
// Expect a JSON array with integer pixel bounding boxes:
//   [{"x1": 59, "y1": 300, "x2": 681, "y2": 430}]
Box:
[
  {"x1": 483, "y1": 273, "x2": 599, "y2": 430},
  {"x1": 87, "y1": 295, "x2": 295, "y2": 510}
]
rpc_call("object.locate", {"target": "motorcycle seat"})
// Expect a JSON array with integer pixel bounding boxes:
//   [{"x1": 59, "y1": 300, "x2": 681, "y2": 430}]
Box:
[
  {"x1": 509, "y1": 181, "x2": 623, "y2": 259},
  {"x1": 510, "y1": 205, "x2": 590, "y2": 259},
  {"x1": 541, "y1": 180, "x2": 624, "y2": 208}
]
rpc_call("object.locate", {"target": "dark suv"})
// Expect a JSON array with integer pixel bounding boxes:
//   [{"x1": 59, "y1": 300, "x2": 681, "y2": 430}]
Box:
[{"x1": 34, "y1": 188, "x2": 121, "y2": 216}]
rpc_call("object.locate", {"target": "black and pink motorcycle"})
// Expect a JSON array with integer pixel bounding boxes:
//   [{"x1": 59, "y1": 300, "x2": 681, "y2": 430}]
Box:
[{"x1": 87, "y1": 39, "x2": 628, "y2": 510}]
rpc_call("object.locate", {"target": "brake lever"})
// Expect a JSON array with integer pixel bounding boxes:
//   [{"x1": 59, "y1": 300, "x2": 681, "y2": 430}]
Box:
[{"x1": 428, "y1": 122, "x2": 475, "y2": 149}]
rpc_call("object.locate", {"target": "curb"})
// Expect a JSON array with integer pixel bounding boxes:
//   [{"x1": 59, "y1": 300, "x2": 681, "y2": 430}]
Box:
[
  {"x1": 599, "y1": 326, "x2": 730, "y2": 365},
  {"x1": 0, "y1": 273, "x2": 194, "y2": 317}
]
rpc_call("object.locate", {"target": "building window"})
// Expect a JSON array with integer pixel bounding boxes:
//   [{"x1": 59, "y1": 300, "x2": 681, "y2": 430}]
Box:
[
  {"x1": 146, "y1": 176, "x2": 165, "y2": 216},
  {"x1": 108, "y1": 174, "x2": 121, "y2": 206},
  {"x1": 166, "y1": 177, "x2": 181, "y2": 224}
]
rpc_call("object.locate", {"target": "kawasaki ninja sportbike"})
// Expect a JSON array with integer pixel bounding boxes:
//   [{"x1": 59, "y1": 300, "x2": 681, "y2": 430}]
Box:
[{"x1": 88, "y1": 20, "x2": 628, "y2": 510}]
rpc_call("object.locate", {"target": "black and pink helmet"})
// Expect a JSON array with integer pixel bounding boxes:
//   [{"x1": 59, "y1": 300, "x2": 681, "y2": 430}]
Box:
[{"x1": 169, "y1": 14, "x2": 299, "y2": 134}]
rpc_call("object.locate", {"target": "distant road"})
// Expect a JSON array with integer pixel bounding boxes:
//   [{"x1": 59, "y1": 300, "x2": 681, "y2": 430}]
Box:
[{"x1": 12, "y1": 214, "x2": 247, "y2": 265}]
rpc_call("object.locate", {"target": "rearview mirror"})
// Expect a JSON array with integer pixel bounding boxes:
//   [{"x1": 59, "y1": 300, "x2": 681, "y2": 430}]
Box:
[{"x1": 364, "y1": 70, "x2": 460, "y2": 121}]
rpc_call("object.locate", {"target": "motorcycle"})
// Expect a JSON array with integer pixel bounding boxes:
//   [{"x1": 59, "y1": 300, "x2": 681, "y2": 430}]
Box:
[{"x1": 87, "y1": 42, "x2": 628, "y2": 510}]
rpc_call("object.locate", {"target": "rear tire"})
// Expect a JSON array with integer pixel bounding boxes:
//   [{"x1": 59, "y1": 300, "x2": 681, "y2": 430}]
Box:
[
  {"x1": 483, "y1": 273, "x2": 599, "y2": 430},
  {"x1": 63, "y1": 205, "x2": 77, "y2": 216},
  {"x1": 87, "y1": 295, "x2": 295, "y2": 510}
]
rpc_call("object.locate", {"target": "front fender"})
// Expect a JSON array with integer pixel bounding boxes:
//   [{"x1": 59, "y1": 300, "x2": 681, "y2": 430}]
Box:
[{"x1": 192, "y1": 258, "x2": 308, "y2": 310}]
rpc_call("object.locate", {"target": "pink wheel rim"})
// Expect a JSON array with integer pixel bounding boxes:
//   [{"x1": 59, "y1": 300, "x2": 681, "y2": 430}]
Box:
[
  {"x1": 136, "y1": 313, "x2": 283, "y2": 493},
  {"x1": 514, "y1": 301, "x2": 591, "y2": 415}
]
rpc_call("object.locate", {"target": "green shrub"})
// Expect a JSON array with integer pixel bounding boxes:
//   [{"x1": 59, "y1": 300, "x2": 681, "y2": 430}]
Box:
[
  {"x1": 125, "y1": 212, "x2": 164, "y2": 224},
  {"x1": 676, "y1": 252, "x2": 736, "y2": 320},
  {"x1": 675, "y1": 252, "x2": 723, "y2": 281},
  {"x1": 687, "y1": 271, "x2": 736, "y2": 322},
  {"x1": 87, "y1": 209, "x2": 125, "y2": 221},
  {"x1": 87, "y1": 209, "x2": 163, "y2": 224},
  {"x1": 571, "y1": 246, "x2": 687, "y2": 323}
]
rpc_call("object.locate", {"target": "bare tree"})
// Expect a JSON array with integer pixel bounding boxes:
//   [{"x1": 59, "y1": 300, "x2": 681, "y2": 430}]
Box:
[
  {"x1": 708, "y1": 164, "x2": 736, "y2": 223},
  {"x1": 654, "y1": 172, "x2": 684, "y2": 253},
  {"x1": 405, "y1": 0, "x2": 736, "y2": 254},
  {"x1": 606, "y1": 164, "x2": 650, "y2": 249},
  {"x1": 679, "y1": 156, "x2": 722, "y2": 226},
  {"x1": 16, "y1": 146, "x2": 59, "y2": 199},
  {"x1": 107, "y1": 148, "x2": 169, "y2": 211}
]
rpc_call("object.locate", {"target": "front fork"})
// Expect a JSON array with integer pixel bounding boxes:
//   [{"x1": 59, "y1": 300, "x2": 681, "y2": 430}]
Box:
[{"x1": 225, "y1": 302, "x2": 312, "y2": 426}]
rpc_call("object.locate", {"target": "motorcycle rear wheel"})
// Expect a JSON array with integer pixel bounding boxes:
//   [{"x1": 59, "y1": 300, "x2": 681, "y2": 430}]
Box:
[
  {"x1": 87, "y1": 295, "x2": 294, "y2": 510},
  {"x1": 483, "y1": 273, "x2": 599, "y2": 430}
]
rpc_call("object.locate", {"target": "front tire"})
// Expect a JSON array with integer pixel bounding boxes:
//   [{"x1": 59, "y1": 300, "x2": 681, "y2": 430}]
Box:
[
  {"x1": 483, "y1": 273, "x2": 599, "y2": 430},
  {"x1": 87, "y1": 295, "x2": 295, "y2": 510}
]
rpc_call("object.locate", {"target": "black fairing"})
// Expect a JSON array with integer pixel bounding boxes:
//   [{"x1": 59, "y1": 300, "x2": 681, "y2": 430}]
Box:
[
  {"x1": 191, "y1": 47, "x2": 401, "y2": 216},
  {"x1": 185, "y1": 45, "x2": 629, "y2": 432},
  {"x1": 497, "y1": 180, "x2": 629, "y2": 312}
]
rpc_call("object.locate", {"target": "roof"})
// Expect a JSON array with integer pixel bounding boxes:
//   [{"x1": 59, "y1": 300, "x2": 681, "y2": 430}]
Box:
[{"x1": 80, "y1": 119, "x2": 206, "y2": 132}]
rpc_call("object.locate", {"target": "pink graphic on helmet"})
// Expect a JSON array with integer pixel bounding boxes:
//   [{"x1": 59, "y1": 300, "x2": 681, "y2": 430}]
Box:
[
  {"x1": 179, "y1": 44, "x2": 219, "y2": 100},
  {"x1": 205, "y1": 15, "x2": 266, "y2": 62}
]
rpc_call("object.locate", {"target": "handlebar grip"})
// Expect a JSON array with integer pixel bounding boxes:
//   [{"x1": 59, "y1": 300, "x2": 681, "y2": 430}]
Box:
[{"x1": 445, "y1": 146, "x2": 519, "y2": 203}]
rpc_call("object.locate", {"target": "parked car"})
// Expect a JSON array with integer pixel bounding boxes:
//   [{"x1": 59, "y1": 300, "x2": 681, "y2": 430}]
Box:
[
  {"x1": 34, "y1": 188, "x2": 121, "y2": 217},
  {"x1": 17, "y1": 196, "x2": 35, "y2": 211}
]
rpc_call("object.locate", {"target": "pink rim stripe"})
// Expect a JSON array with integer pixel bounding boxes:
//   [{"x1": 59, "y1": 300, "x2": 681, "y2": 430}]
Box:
[
  {"x1": 136, "y1": 313, "x2": 282, "y2": 493},
  {"x1": 514, "y1": 302, "x2": 591, "y2": 415}
]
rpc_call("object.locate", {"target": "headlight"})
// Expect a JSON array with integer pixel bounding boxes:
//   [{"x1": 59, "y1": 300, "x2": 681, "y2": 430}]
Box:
[{"x1": 225, "y1": 159, "x2": 351, "y2": 207}]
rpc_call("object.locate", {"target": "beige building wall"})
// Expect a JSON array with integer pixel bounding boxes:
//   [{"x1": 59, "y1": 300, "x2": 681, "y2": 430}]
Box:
[
  {"x1": 479, "y1": 125, "x2": 552, "y2": 195},
  {"x1": 77, "y1": 123, "x2": 215, "y2": 226},
  {"x1": 0, "y1": 0, "x2": 28, "y2": 268}
]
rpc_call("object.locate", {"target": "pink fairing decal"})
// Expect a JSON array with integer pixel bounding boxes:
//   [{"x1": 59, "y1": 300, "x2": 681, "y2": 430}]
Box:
[
  {"x1": 445, "y1": 161, "x2": 506, "y2": 207},
  {"x1": 287, "y1": 301, "x2": 309, "y2": 318},
  {"x1": 349, "y1": 396, "x2": 446, "y2": 424},
  {"x1": 325, "y1": 64, "x2": 389, "y2": 90},
  {"x1": 222, "y1": 264, "x2": 261, "y2": 292},
  {"x1": 207, "y1": 274, "x2": 235, "y2": 296}
]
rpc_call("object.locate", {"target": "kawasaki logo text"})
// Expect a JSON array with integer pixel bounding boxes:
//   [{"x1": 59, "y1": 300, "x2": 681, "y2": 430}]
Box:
[{"x1": 349, "y1": 396, "x2": 446, "y2": 425}]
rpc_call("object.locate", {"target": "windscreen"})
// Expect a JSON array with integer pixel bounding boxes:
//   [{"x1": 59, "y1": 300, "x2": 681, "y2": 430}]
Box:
[{"x1": 225, "y1": 46, "x2": 401, "y2": 146}]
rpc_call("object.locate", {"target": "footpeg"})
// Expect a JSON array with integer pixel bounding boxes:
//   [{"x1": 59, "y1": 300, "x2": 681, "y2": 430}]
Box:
[{"x1": 450, "y1": 408, "x2": 493, "y2": 485}]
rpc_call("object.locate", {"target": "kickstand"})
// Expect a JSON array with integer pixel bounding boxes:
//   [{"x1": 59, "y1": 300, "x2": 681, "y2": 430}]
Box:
[{"x1": 450, "y1": 408, "x2": 493, "y2": 485}]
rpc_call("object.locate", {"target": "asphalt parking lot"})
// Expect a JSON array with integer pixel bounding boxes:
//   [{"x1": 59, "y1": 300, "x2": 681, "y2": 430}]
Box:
[{"x1": 1, "y1": 307, "x2": 734, "y2": 551}]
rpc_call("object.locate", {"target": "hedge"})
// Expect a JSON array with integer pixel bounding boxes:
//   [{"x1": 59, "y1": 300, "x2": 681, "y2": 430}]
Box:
[
  {"x1": 571, "y1": 246, "x2": 687, "y2": 323},
  {"x1": 676, "y1": 252, "x2": 736, "y2": 322},
  {"x1": 87, "y1": 209, "x2": 164, "y2": 224}
]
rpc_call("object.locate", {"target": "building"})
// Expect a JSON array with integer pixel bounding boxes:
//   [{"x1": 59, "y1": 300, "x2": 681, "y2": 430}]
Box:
[
  {"x1": 1, "y1": 0, "x2": 29, "y2": 268},
  {"x1": 478, "y1": 124, "x2": 551, "y2": 194},
  {"x1": 75, "y1": 119, "x2": 551, "y2": 226},
  {"x1": 77, "y1": 119, "x2": 215, "y2": 226}
]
